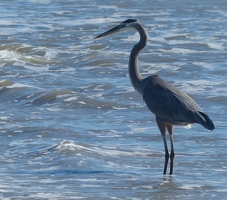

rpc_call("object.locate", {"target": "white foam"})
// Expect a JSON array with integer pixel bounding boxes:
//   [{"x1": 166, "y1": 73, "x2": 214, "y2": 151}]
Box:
[
  {"x1": 163, "y1": 48, "x2": 199, "y2": 54},
  {"x1": 193, "y1": 62, "x2": 214, "y2": 69},
  {"x1": 6, "y1": 83, "x2": 29, "y2": 89},
  {"x1": 0, "y1": 50, "x2": 21, "y2": 61},
  {"x1": 64, "y1": 96, "x2": 79, "y2": 102},
  {"x1": 55, "y1": 140, "x2": 94, "y2": 153},
  {"x1": 179, "y1": 184, "x2": 203, "y2": 190},
  {"x1": 207, "y1": 42, "x2": 224, "y2": 50}
]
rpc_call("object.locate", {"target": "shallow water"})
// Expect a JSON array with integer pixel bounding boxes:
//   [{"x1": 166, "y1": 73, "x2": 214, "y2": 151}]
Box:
[{"x1": 0, "y1": 0, "x2": 226, "y2": 199}]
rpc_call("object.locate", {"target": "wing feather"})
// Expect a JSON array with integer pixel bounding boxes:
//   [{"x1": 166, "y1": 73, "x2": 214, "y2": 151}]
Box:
[{"x1": 142, "y1": 75, "x2": 203, "y2": 125}]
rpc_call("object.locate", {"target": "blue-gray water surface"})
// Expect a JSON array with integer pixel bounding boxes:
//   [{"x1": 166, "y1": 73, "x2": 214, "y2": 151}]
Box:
[{"x1": 0, "y1": 0, "x2": 226, "y2": 199}]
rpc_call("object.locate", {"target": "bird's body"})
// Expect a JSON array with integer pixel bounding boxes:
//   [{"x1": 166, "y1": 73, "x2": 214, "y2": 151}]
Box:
[
  {"x1": 95, "y1": 19, "x2": 214, "y2": 175},
  {"x1": 142, "y1": 74, "x2": 214, "y2": 129}
]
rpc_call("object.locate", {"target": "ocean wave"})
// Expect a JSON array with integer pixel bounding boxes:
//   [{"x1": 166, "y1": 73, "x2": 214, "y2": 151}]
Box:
[{"x1": 0, "y1": 45, "x2": 57, "y2": 66}]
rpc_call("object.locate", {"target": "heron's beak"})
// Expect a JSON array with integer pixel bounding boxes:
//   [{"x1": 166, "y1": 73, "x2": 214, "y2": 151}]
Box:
[{"x1": 95, "y1": 24, "x2": 125, "y2": 39}]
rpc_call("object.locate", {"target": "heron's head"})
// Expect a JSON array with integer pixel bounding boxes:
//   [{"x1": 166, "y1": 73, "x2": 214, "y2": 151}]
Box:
[{"x1": 95, "y1": 19, "x2": 138, "y2": 39}]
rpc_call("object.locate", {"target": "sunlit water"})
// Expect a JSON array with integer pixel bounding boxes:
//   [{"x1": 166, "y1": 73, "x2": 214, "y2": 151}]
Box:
[{"x1": 0, "y1": 0, "x2": 226, "y2": 199}]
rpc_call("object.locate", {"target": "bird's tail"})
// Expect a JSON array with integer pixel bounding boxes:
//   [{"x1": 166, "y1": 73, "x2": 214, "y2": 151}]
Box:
[{"x1": 197, "y1": 111, "x2": 215, "y2": 130}]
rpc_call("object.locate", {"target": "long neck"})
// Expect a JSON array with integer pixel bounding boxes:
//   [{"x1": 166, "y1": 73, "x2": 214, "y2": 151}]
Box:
[{"x1": 129, "y1": 23, "x2": 147, "y2": 95}]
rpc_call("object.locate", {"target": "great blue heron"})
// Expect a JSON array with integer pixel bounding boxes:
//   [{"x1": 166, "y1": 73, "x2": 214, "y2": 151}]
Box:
[{"x1": 95, "y1": 19, "x2": 215, "y2": 175}]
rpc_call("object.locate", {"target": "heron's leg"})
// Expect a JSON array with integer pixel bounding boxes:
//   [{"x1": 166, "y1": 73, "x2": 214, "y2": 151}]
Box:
[
  {"x1": 162, "y1": 134, "x2": 169, "y2": 175},
  {"x1": 167, "y1": 124, "x2": 174, "y2": 175},
  {"x1": 156, "y1": 120, "x2": 169, "y2": 175}
]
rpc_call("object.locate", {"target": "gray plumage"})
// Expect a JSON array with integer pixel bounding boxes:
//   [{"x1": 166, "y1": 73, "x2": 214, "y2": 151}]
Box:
[
  {"x1": 95, "y1": 19, "x2": 214, "y2": 175},
  {"x1": 142, "y1": 75, "x2": 214, "y2": 130}
]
